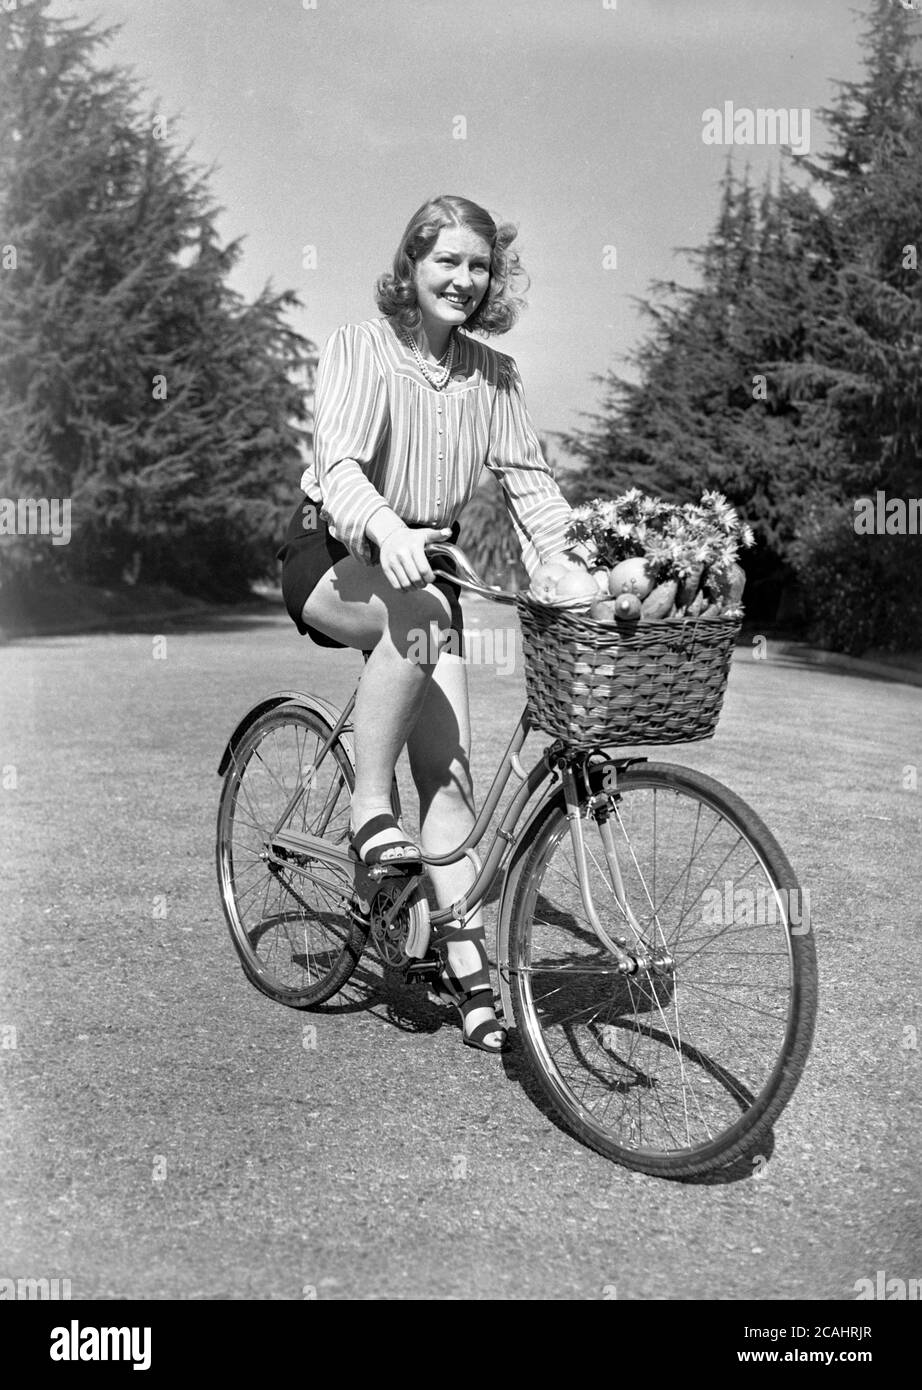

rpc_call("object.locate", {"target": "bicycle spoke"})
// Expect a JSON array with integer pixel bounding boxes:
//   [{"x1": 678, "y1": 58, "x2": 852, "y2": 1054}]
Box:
[
  {"x1": 509, "y1": 763, "x2": 815, "y2": 1174},
  {"x1": 217, "y1": 706, "x2": 368, "y2": 1004}
]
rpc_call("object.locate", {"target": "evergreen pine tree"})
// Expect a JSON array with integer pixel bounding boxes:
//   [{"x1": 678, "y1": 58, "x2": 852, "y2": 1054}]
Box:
[
  {"x1": 558, "y1": 1, "x2": 922, "y2": 650},
  {"x1": 782, "y1": 0, "x2": 922, "y2": 651},
  {"x1": 0, "y1": 0, "x2": 314, "y2": 600}
]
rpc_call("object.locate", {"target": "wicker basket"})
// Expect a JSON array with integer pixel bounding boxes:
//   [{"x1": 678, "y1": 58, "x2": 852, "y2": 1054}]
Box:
[{"x1": 515, "y1": 593, "x2": 741, "y2": 748}]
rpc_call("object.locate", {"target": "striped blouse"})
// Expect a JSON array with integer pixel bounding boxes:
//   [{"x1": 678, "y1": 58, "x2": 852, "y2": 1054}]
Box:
[{"x1": 299, "y1": 316, "x2": 575, "y2": 576}]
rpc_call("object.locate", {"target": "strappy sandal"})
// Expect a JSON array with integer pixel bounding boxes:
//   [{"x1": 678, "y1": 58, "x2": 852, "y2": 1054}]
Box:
[
  {"x1": 429, "y1": 962, "x2": 508, "y2": 1054},
  {"x1": 348, "y1": 812, "x2": 422, "y2": 871}
]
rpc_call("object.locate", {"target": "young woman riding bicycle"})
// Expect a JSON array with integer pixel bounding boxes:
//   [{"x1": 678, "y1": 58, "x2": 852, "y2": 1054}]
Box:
[{"x1": 277, "y1": 194, "x2": 591, "y2": 1053}]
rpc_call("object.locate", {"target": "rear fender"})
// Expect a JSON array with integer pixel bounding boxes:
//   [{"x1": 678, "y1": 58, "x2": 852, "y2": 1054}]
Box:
[{"x1": 216, "y1": 691, "x2": 352, "y2": 776}]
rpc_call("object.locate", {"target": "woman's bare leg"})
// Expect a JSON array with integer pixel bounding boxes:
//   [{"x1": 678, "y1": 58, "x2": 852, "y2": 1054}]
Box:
[
  {"x1": 302, "y1": 562, "x2": 501, "y2": 1042},
  {"x1": 300, "y1": 556, "x2": 452, "y2": 853},
  {"x1": 407, "y1": 652, "x2": 503, "y2": 1046}
]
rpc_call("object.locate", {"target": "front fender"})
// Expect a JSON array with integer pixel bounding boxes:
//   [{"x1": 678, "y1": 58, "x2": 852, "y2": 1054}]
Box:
[{"x1": 216, "y1": 690, "x2": 352, "y2": 776}]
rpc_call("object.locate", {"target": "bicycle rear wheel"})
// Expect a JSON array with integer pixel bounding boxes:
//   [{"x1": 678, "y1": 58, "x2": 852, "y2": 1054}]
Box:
[
  {"x1": 216, "y1": 701, "x2": 366, "y2": 1007},
  {"x1": 508, "y1": 761, "x2": 817, "y2": 1177}
]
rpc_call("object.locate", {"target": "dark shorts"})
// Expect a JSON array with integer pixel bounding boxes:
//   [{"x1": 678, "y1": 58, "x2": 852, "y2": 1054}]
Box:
[{"x1": 276, "y1": 497, "x2": 465, "y2": 656}]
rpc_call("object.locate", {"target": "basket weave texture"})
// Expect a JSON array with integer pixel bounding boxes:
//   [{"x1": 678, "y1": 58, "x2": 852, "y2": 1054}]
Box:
[{"x1": 515, "y1": 593, "x2": 741, "y2": 748}]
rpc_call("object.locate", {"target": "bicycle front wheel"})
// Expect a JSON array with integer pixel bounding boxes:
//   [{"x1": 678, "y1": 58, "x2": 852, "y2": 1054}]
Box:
[
  {"x1": 216, "y1": 702, "x2": 366, "y2": 1007},
  {"x1": 508, "y1": 761, "x2": 817, "y2": 1177}
]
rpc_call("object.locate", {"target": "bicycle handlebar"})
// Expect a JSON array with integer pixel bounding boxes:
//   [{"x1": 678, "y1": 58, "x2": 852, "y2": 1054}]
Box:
[
  {"x1": 424, "y1": 539, "x2": 597, "y2": 613},
  {"x1": 423, "y1": 540, "x2": 520, "y2": 606}
]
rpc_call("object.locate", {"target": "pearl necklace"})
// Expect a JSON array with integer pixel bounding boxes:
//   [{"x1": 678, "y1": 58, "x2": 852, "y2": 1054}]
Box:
[{"x1": 401, "y1": 328, "x2": 456, "y2": 390}]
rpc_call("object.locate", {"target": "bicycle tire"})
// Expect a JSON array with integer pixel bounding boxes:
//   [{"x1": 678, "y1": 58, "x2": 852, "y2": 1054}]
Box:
[
  {"x1": 507, "y1": 760, "x2": 818, "y2": 1177},
  {"x1": 216, "y1": 701, "x2": 369, "y2": 1007}
]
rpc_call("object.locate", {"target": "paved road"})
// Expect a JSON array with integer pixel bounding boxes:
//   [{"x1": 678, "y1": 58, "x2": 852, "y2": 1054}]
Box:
[{"x1": 1, "y1": 606, "x2": 920, "y2": 1299}]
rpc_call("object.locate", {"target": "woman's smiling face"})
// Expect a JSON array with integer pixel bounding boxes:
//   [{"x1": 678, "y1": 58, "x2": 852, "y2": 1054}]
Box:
[{"x1": 413, "y1": 225, "x2": 492, "y2": 335}]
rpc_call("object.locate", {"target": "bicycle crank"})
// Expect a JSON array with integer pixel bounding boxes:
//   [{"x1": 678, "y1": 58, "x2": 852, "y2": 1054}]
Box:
[{"x1": 365, "y1": 876, "x2": 431, "y2": 968}]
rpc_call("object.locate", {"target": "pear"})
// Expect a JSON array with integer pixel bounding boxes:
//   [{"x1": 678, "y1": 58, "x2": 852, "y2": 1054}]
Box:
[{"x1": 613, "y1": 593, "x2": 642, "y2": 623}]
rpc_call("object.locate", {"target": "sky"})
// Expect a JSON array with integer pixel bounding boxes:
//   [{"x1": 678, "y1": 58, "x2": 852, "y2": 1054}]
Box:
[{"x1": 48, "y1": 0, "x2": 888, "y2": 457}]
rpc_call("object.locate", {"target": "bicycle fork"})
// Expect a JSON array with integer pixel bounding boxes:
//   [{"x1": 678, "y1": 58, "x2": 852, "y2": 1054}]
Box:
[{"x1": 557, "y1": 760, "x2": 668, "y2": 975}]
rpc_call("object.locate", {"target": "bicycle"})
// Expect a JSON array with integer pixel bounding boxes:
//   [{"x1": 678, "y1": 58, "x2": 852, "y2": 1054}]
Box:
[{"x1": 216, "y1": 542, "x2": 817, "y2": 1178}]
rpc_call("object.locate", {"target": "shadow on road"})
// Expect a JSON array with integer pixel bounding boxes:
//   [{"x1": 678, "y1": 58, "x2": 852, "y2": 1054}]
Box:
[
  {"x1": 301, "y1": 949, "x2": 774, "y2": 1184},
  {"x1": 497, "y1": 1038, "x2": 777, "y2": 1184}
]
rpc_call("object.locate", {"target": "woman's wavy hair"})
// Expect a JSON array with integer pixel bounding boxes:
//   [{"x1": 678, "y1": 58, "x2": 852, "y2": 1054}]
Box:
[{"x1": 375, "y1": 195, "x2": 529, "y2": 337}]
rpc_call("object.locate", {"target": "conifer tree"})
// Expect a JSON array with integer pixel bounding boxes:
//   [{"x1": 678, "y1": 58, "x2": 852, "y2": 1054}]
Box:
[
  {"x1": 782, "y1": 0, "x2": 922, "y2": 651},
  {"x1": 0, "y1": 0, "x2": 314, "y2": 599},
  {"x1": 559, "y1": 1, "x2": 922, "y2": 650}
]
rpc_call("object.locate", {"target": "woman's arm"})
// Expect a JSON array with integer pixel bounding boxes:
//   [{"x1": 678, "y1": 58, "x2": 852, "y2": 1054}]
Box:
[
  {"x1": 484, "y1": 357, "x2": 594, "y2": 575},
  {"x1": 365, "y1": 506, "x2": 407, "y2": 549},
  {"x1": 313, "y1": 324, "x2": 395, "y2": 565}
]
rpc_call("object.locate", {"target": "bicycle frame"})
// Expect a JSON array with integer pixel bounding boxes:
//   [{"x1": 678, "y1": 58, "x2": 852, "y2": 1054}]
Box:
[
  {"x1": 260, "y1": 685, "x2": 647, "y2": 1013},
  {"x1": 230, "y1": 542, "x2": 651, "y2": 1020}
]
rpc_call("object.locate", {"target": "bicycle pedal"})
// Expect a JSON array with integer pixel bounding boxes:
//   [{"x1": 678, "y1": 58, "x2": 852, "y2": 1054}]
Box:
[
  {"x1": 369, "y1": 863, "x2": 419, "y2": 881},
  {"x1": 404, "y1": 957, "x2": 441, "y2": 981}
]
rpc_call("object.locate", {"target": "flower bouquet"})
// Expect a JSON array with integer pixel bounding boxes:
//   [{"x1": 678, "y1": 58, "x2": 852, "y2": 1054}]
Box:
[{"x1": 530, "y1": 489, "x2": 754, "y2": 625}]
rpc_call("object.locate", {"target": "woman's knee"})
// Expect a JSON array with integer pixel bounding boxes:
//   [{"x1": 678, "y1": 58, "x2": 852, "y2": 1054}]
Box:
[
  {"x1": 384, "y1": 586, "x2": 453, "y2": 663},
  {"x1": 302, "y1": 563, "x2": 451, "y2": 657}
]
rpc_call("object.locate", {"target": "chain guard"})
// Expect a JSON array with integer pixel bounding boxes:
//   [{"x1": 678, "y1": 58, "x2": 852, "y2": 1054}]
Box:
[{"x1": 366, "y1": 877, "x2": 431, "y2": 967}]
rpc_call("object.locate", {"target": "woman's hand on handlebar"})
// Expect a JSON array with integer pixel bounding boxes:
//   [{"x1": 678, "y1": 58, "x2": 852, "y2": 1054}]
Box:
[{"x1": 379, "y1": 524, "x2": 453, "y2": 591}]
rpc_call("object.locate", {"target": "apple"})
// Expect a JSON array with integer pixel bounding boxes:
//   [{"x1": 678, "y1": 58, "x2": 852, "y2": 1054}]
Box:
[
  {"x1": 529, "y1": 560, "x2": 570, "y2": 603},
  {"x1": 711, "y1": 562, "x2": 746, "y2": 606},
  {"x1": 590, "y1": 597, "x2": 617, "y2": 623},
  {"x1": 608, "y1": 557, "x2": 655, "y2": 599},
  {"x1": 555, "y1": 568, "x2": 601, "y2": 604}
]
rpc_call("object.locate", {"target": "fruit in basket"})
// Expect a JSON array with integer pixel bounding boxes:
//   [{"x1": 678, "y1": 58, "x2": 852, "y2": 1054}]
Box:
[
  {"x1": 528, "y1": 560, "x2": 571, "y2": 603},
  {"x1": 700, "y1": 601, "x2": 723, "y2": 618},
  {"x1": 678, "y1": 564, "x2": 705, "y2": 610},
  {"x1": 591, "y1": 568, "x2": 610, "y2": 595},
  {"x1": 555, "y1": 568, "x2": 600, "y2": 604},
  {"x1": 710, "y1": 561, "x2": 746, "y2": 606},
  {"x1": 590, "y1": 597, "x2": 617, "y2": 622},
  {"x1": 608, "y1": 557, "x2": 654, "y2": 599},
  {"x1": 613, "y1": 593, "x2": 642, "y2": 623},
  {"x1": 641, "y1": 579, "x2": 678, "y2": 619},
  {"x1": 686, "y1": 588, "x2": 707, "y2": 618}
]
